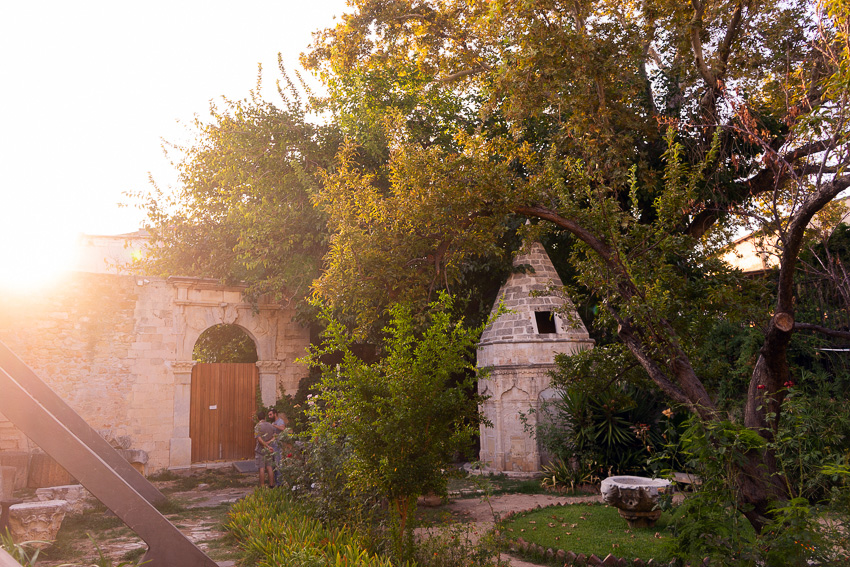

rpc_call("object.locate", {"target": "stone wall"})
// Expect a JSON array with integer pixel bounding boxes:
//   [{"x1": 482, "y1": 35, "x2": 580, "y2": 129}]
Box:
[
  {"x1": 0, "y1": 271, "x2": 311, "y2": 472},
  {"x1": 0, "y1": 272, "x2": 139, "y2": 454}
]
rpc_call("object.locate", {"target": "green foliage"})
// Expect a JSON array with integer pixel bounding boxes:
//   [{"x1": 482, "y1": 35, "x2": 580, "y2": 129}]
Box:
[
  {"x1": 1, "y1": 529, "x2": 47, "y2": 566},
  {"x1": 136, "y1": 68, "x2": 337, "y2": 306},
  {"x1": 539, "y1": 457, "x2": 601, "y2": 494},
  {"x1": 413, "y1": 521, "x2": 506, "y2": 567},
  {"x1": 663, "y1": 413, "x2": 850, "y2": 566},
  {"x1": 274, "y1": 366, "x2": 322, "y2": 433},
  {"x1": 192, "y1": 324, "x2": 258, "y2": 363},
  {"x1": 225, "y1": 488, "x2": 399, "y2": 567},
  {"x1": 301, "y1": 293, "x2": 488, "y2": 544},
  {"x1": 770, "y1": 387, "x2": 850, "y2": 502},
  {"x1": 136, "y1": 0, "x2": 850, "y2": 541},
  {"x1": 537, "y1": 355, "x2": 667, "y2": 477},
  {"x1": 274, "y1": 426, "x2": 385, "y2": 538}
]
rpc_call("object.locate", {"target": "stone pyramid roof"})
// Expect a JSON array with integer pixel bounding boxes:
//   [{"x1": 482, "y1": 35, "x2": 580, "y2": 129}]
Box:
[{"x1": 477, "y1": 242, "x2": 592, "y2": 366}]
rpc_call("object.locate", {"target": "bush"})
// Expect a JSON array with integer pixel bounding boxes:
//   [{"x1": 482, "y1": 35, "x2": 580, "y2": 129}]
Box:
[
  {"x1": 225, "y1": 488, "x2": 399, "y2": 567},
  {"x1": 664, "y1": 416, "x2": 850, "y2": 566},
  {"x1": 533, "y1": 380, "x2": 666, "y2": 481}
]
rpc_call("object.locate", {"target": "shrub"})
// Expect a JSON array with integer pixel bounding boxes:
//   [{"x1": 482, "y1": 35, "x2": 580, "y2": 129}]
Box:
[
  {"x1": 225, "y1": 488, "x2": 399, "y2": 567},
  {"x1": 301, "y1": 293, "x2": 488, "y2": 551}
]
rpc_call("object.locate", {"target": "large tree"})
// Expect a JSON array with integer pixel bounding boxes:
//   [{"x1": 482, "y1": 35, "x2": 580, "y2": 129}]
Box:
[
  {"x1": 136, "y1": 71, "x2": 339, "y2": 306},
  {"x1": 302, "y1": 0, "x2": 850, "y2": 531},
  {"x1": 138, "y1": 0, "x2": 850, "y2": 533}
]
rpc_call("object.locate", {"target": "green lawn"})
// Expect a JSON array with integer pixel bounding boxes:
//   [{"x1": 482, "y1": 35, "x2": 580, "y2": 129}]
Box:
[{"x1": 502, "y1": 502, "x2": 674, "y2": 563}]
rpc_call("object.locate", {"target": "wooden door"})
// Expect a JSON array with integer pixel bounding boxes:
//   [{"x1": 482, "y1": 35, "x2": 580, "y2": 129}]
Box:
[{"x1": 190, "y1": 363, "x2": 258, "y2": 462}]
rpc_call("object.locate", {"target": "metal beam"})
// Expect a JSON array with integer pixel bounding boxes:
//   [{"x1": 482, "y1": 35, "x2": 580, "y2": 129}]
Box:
[
  {"x1": 0, "y1": 342, "x2": 165, "y2": 506},
  {"x1": 0, "y1": 346, "x2": 216, "y2": 566}
]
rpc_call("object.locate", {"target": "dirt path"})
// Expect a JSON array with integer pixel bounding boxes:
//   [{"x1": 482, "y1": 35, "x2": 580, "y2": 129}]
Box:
[{"x1": 31, "y1": 466, "x2": 601, "y2": 567}]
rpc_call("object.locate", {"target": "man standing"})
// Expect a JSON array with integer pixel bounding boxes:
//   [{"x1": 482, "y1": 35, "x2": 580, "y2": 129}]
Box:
[
  {"x1": 254, "y1": 409, "x2": 276, "y2": 488},
  {"x1": 268, "y1": 408, "x2": 287, "y2": 485}
]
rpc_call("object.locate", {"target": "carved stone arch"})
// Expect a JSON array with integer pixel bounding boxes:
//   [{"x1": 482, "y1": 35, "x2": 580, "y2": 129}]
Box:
[
  {"x1": 500, "y1": 381, "x2": 531, "y2": 402},
  {"x1": 191, "y1": 322, "x2": 259, "y2": 363}
]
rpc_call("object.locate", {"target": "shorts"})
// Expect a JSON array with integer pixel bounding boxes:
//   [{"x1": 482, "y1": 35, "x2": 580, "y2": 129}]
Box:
[{"x1": 255, "y1": 447, "x2": 275, "y2": 468}]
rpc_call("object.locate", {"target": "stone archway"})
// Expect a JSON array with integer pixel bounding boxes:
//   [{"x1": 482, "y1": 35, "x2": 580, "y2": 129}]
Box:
[
  {"x1": 188, "y1": 325, "x2": 258, "y2": 463},
  {"x1": 166, "y1": 277, "x2": 301, "y2": 468}
]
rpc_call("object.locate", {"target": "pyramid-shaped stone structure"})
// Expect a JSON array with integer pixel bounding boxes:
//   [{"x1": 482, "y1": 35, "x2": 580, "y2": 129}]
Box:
[{"x1": 477, "y1": 242, "x2": 593, "y2": 473}]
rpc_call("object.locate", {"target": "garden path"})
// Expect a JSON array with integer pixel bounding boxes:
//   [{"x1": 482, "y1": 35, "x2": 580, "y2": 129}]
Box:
[{"x1": 425, "y1": 492, "x2": 604, "y2": 566}]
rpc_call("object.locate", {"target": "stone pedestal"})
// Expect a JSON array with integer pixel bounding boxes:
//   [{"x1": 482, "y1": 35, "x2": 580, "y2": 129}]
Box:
[
  {"x1": 35, "y1": 484, "x2": 93, "y2": 514},
  {"x1": 8, "y1": 500, "x2": 66, "y2": 547},
  {"x1": 600, "y1": 476, "x2": 672, "y2": 528},
  {"x1": 0, "y1": 467, "x2": 15, "y2": 500}
]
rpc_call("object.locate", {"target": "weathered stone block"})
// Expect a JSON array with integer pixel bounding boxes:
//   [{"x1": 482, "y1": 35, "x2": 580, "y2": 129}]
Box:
[
  {"x1": 9, "y1": 500, "x2": 66, "y2": 547},
  {"x1": 0, "y1": 467, "x2": 16, "y2": 500},
  {"x1": 0, "y1": 452, "x2": 29, "y2": 490},
  {"x1": 35, "y1": 484, "x2": 93, "y2": 514}
]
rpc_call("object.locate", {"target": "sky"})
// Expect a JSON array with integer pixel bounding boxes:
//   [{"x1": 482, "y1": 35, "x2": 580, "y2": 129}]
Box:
[{"x1": 0, "y1": 0, "x2": 349, "y2": 288}]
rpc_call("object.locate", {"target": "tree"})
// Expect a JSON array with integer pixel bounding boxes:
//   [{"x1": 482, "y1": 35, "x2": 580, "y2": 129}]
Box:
[
  {"x1": 136, "y1": 66, "x2": 338, "y2": 306},
  {"x1": 136, "y1": 0, "x2": 850, "y2": 533},
  {"x1": 301, "y1": 293, "x2": 486, "y2": 546},
  {"x1": 193, "y1": 324, "x2": 258, "y2": 363},
  {"x1": 304, "y1": 0, "x2": 850, "y2": 531}
]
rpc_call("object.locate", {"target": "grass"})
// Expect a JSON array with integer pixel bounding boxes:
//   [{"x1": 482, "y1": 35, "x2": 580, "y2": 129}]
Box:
[
  {"x1": 151, "y1": 467, "x2": 251, "y2": 494},
  {"x1": 502, "y1": 502, "x2": 674, "y2": 563}
]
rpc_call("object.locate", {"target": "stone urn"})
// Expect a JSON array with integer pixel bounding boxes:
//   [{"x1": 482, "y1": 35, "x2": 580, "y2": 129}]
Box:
[{"x1": 600, "y1": 475, "x2": 671, "y2": 528}]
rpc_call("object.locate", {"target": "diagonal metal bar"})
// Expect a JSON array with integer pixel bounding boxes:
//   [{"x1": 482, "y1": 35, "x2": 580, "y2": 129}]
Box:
[
  {"x1": 0, "y1": 547, "x2": 24, "y2": 567},
  {"x1": 0, "y1": 341, "x2": 165, "y2": 506},
  {"x1": 0, "y1": 352, "x2": 216, "y2": 566}
]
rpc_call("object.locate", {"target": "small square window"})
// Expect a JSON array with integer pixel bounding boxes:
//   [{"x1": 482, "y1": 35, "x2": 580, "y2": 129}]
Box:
[{"x1": 535, "y1": 311, "x2": 557, "y2": 334}]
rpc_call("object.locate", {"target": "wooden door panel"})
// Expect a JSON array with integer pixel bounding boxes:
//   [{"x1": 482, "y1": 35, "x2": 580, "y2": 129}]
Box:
[{"x1": 190, "y1": 363, "x2": 258, "y2": 462}]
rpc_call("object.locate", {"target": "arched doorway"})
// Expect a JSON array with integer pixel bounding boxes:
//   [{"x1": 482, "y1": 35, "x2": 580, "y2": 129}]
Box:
[{"x1": 189, "y1": 325, "x2": 259, "y2": 462}]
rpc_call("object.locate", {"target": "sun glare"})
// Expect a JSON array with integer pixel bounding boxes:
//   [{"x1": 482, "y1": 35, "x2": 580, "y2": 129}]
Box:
[{"x1": 0, "y1": 230, "x2": 78, "y2": 293}]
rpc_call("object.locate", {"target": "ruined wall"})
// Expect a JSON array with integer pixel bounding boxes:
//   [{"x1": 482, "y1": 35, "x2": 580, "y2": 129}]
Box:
[
  {"x1": 0, "y1": 272, "x2": 139, "y2": 452},
  {"x1": 0, "y1": 271, "x2": 311, "y2": 472}
]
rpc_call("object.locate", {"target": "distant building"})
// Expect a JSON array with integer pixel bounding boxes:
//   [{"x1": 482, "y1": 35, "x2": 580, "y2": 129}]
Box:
[{"x1": 723, "y1": 196, "x2": 849, "y2": 274}]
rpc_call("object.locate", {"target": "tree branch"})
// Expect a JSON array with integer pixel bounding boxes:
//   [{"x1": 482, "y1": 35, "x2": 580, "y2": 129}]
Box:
[
  {"x1": 689, "y1": 1, "x2": 715, "y2": 86},
  {"x1": 513, "y1": 205, "x2": 616, "y2": 265},
  {"x1": 794, "y1": 322, "x2": 850, "y2": 340},
  {"x1": 438, "y1": 64, "x2": 492, "y2": 83}
]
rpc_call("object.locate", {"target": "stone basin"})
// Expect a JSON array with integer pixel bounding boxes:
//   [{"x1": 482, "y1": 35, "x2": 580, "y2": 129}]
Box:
[{"x1": 600, "y1": 475, "x2": 672, "y2": 528}]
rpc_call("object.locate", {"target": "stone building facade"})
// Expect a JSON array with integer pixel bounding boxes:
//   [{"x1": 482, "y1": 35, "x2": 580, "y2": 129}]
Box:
[
  {"x1": 477, "y1": 242, "x2": 594, "y2": 474},
  {"x1": 0, "y1": 234, "x2": 310, "y2": 473}
]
